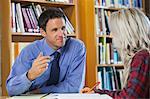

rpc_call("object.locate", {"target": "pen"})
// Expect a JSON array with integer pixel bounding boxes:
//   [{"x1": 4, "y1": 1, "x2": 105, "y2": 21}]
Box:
[
  {"x1": 40, "y1": 93, "x2": 51, "y2": 99},
  {"x1": 87, "y1": 82, "x2": 100, "y2": 93}
]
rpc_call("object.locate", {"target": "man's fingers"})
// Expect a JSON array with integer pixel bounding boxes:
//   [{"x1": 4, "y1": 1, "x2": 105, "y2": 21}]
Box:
[
  {"x1": 38, "y1": 63, "x2": 49, "y2": 72},
  {"x1": 37, "y1": 52, "x2": 43, "y2": 58},
  {"x1": 33, "y1": 56, "x2": 50, "y2": 68},
  {"x1": 38, "y1": 59, "x2": 50, "y2": 65},
  {"x1": 38, "y1": 56, "x2": 50, "y2": 62},
  {"x1": 39, "y1": 63, "x2": 49, "y2": 68},
  {"x1": 34, "y1": 53, "x2": 50, "y2": 66}
]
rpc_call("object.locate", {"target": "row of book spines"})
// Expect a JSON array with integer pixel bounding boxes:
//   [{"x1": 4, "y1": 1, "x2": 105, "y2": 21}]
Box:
[
  {"x1": 97, "y1": 66, "x2": 123, "y2": 90},
  {"x1": 95, "y1": 0, "x2": 143, "y2": 8},
  {"x1": 98, "y1": 42, "x2": 122, "y2": 65},
  {"x1": 11, "y1": 2, "x2": 75, "y2": 34},
  {"x1": 11, "y1": 3, "x2": 40, "y2": 33},
  {"x1": 95, "y1": 9, "x2": 111, "y2": 35},
  {"x1": 46, "y1": 0, "x2": 73, "y2": 3}
]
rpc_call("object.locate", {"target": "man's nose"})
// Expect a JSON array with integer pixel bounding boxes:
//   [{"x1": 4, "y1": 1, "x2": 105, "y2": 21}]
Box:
[{"x1": 58, "y1": 29, "x2": 65, "y2": 36}]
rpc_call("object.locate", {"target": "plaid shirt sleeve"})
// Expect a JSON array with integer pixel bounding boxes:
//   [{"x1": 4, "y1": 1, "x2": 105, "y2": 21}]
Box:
[{"x1": 94, "y1": 50, "x2": 150, "y2": 99}]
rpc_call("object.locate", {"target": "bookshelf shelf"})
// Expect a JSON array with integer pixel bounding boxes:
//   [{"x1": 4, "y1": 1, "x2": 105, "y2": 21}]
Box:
[
  {"x1": 12, "y1": 32, "x2": 76, "y2": 36},
  {"x1": 12, "y1": 33, "x2": 76, "y2": 42},
  {"x1": 12, "y1": 0, "x2": 75, "y2": 6},
  {"x1": 95, "y1": 5, "x2": 121, "y2": 11},
  {"x1": 66, "y1": 34, "x2": 76, "y2": 37},
  {"x1": 12, "y1": 33, "x2": 43, "y2": 42},
  {"x1": 97, "y1": 64, "x2": 124, "y2": 67},
  {"x1": 96, "y1": 34, "x2": 112, "y2": 38},
  {"x1": 12, "y1": 32, "x2": 41, "y2": 36}
]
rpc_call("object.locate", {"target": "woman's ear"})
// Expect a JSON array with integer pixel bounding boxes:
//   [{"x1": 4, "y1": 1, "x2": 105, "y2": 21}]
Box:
[{"x1": 40, "y1": 28, "x2": 46, "y2": 37}]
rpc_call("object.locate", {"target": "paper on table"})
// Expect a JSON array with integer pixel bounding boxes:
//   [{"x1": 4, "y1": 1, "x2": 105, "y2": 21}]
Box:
[
  {"x1": 43, "y1": 93, "x2": 112, "y2": 99},
  {"x1": 8, "y1": 93, "x2": 112, "y2": 99},
  {"x1": 7, "y1": 94, "x2": 46, "y2": 99}
]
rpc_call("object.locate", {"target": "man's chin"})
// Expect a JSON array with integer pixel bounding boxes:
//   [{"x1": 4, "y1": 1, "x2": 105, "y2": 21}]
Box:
[{"x1": 57, "y1": 43, "x2": 65, "y2": 48}]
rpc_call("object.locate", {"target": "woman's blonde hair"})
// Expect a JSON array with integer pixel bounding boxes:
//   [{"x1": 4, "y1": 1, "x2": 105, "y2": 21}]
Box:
[{"x1": 109, "y1": 8, "x2": 150, "y2": 87}]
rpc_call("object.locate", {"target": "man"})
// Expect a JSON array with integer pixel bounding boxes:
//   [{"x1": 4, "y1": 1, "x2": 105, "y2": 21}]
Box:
[{"x1": 6, "y1": 8, "x2": 86, "y2": 96}]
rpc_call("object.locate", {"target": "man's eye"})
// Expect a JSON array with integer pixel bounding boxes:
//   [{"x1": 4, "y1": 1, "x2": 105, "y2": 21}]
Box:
[
  {"x1": 61, "y1": 27, "x2": 66, "y2": 31},
  {"x1": 52, "y1": 28, "x2": 58, "y2": 32}
]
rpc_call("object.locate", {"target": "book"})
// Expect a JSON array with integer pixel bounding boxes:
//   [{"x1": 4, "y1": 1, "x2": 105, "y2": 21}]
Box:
[
  {"x1": 11, "y1": 2, "x2": 16, "y2": 32},
  {"x1": 98, "y1": 66, "x2": 124, "y2": 90},
  {"x1": 16, "y1": 3, "x2": 25, "y2": 32},
  {"x1": 21, "y1": 7, "x2": 32, "y2": 32}
]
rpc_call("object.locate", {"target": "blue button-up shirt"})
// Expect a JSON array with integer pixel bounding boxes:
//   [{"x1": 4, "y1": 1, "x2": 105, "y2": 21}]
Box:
[{"x1": 6, "y1": 38, "x2": 86, "y2": 96}]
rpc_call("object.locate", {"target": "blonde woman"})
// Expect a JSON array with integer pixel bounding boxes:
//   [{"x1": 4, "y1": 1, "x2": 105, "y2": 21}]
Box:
[{"x1": 80, "y1": 8, "x2": 150, "y2": 98}]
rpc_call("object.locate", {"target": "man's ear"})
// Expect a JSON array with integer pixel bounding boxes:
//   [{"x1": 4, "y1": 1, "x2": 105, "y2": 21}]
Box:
[{"x1": 40, "y1": 28, "x2": 46, "y2": 37}]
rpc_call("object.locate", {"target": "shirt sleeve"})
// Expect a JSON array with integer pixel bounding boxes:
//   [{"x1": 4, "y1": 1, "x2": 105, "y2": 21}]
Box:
[
  {"x1": 94, "y1": 52, "x2": 150, "y2": 99},
  {"x1": 6, "y1": 48, "x2": 33, "y2": 96},
  {"x1": 40, "y1": 43, "x2": 86, "y2": 93},
  {"x1": 6, "y1": 72, "x2": 32, "y2": 96}
]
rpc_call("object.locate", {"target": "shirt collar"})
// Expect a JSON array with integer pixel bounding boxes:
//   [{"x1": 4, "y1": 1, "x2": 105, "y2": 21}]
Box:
[{"x1": 43, "y1": 39, "x2": 63, "y2": 56}]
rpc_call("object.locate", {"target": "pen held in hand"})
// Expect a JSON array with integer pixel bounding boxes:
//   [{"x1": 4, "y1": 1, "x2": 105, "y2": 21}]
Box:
[{"x1": 87, "y1": 82, "x2": 100, "y2": 93}]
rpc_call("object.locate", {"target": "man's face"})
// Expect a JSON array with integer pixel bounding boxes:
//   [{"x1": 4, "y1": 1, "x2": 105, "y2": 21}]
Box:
[{"x1": 41, "y1": 18, "x2": 67, "y2": 50}]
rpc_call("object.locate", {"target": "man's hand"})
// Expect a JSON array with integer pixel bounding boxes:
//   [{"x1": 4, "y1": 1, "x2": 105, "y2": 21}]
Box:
[
  {"x1": 27, "y1": 52, "x2": 50, "y2": 81},
  {"x1": 80, "y1": 87, "x2": 95, "y2": 93},
  {"x1": 29, "y1": 88, "x2": 40, "y2": 94}
]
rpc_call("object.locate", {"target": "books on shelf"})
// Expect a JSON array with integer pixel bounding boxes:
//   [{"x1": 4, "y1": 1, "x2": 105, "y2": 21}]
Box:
[
  {"x1": 95, "y1": 1, "x2": 128, "y2": 90},
  {"x1": 95, "y1": 9, "x2": 111, "y2": 35},
  {"x1": 11, "y1": 2, "x2": 17, "y2": 32},
  {"x1": 46, "y1": 0, "x2": 71, "y2": 3},
  {"x1": 97, "y1": 66, "x2": 124, "y2": 91},
  {"x1": 95, "y1": 0, "x2": 143, "y2": 92},
  {"x1": 95, "y1": 5, "x2": 124, "y2": 65},
  {"x1": 58, "y1": 8, "x2": 75, "y2": 34},
  {"x1": 11, "y1": 2, "x2": 75, "y2": 34},
  {"x1": 11, "y1": 3, "x2": 40, "y2": 33},
  {"x1": 16, "y1": 3, "x2": 25, "y2": 33},
  {"x1": 95, "y1": 0, "x2": 143, "y2": 8},
  {"x1": 98, "y1": 40, "x2": 122, "y2": 65}
]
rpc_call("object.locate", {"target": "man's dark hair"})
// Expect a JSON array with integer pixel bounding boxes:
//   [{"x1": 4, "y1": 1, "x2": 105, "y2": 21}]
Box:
[{"x1": 38, "y1": 8, "x2": 66, "y2": 31}]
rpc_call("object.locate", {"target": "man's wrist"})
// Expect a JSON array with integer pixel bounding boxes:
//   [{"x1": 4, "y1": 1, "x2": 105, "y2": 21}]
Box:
[
  {"x1": 30, "y1": 88, "x2": 41, "y2": 94},
  {"x1": 27, "y1": 70, "x2": 34, "y2": 81}
]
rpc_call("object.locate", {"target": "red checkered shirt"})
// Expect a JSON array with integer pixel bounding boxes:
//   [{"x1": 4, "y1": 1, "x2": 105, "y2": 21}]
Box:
[{"x1": 94, "y1": 50, "x2": 150, "y2": 99}]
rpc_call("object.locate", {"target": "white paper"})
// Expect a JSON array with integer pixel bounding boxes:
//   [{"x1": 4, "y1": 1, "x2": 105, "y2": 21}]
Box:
[
  {"x1": 8, "y1": 93, "x2": 112, "y2": 99},
  {"x1": 44, "y1": 93, "x2": 112, "y2": 99}
]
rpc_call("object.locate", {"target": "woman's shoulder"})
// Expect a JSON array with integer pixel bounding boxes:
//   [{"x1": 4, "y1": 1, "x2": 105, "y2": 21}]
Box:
[
  {"x1": 131, "y1": 49, "x2": 150, "y2": 68},
  {"x1": 134, "y1": 50, "x2": 149, "y2": 59}
]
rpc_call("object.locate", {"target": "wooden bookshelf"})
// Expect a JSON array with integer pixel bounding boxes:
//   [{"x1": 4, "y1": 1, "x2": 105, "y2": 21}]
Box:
[
  {"x1": 1, "y1": 0, "x2": 11, "y2": 96},
  {"x1": 97, "y1": 64, "x2": 124, "y2": 67},
  {"x1": 77, "y1": 0, "x2": 97, "y2": 88},
  {"x1": 96, "y1": 34, "x2": 112, "y2": 38},
  {"x1": 77, "y1": 0, "x2": 145, "y2": 88},
  {"x1": 95, "y1": 5, "x2": 121, "y2": 11},
  {"x1": 145, "y1": 0, "x2": 150, "y2": 18},
  {"x1": 12, "y1": 33, "x2": 43, "y2": 42},
  {"x1": 95, "y1": 0, "x2": 145, "y2": 89},
  {"x1": 1, "y1": 0, "x2": 79, "y2": 95},
  {"x1": 12, "y1": 32, "x2": 76, "y2": 42},
  {"x1": 12, "y1": 0, "x2": 74, "y2": 5},
  {"x1": 0, "y1": 1, "x2": 2, "y2": 96}
]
